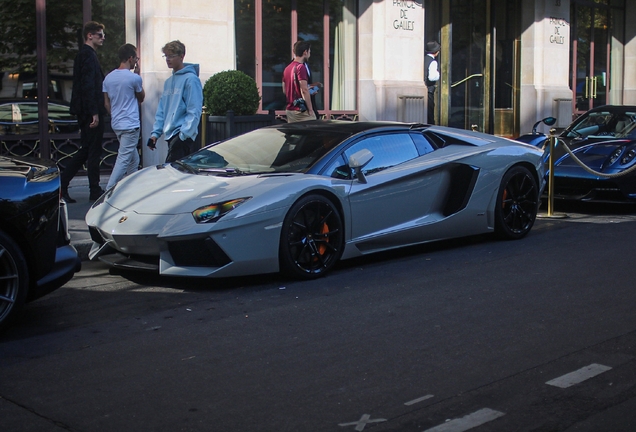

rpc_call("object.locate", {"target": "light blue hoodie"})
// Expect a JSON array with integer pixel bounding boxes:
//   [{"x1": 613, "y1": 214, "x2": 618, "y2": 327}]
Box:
[{"x1": 151, "y1": 63, "x2": 203, "y2": 142}]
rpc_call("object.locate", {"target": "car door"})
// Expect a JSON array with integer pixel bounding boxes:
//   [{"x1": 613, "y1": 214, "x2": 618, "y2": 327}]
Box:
[{"x1": 342, "y1": 132, "x2": 452, "y2": 250}]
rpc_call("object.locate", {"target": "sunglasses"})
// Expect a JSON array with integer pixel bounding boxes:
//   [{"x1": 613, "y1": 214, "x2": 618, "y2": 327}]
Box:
[{"x1": 92, "y1": 32, "x2": 105, "y2": 39}]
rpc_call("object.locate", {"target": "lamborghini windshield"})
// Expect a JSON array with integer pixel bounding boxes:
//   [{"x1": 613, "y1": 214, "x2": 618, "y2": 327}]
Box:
[{"x1": 180, "y1": 127, "x2": 349, "y2": 174}]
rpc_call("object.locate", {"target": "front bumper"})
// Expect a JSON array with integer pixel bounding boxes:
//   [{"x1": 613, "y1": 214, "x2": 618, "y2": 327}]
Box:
[{"x1": 28, "y1": 245, "x2": 81, "y2": 302}]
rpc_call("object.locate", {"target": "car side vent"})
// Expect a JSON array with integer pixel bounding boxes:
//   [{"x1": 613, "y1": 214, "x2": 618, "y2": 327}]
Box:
[
  {"x1": 168, "y1": 237, "x2": 231, "y2": 267},
  {"x1": 443, "y1": 164, "x2": 480, "y2": 217}
]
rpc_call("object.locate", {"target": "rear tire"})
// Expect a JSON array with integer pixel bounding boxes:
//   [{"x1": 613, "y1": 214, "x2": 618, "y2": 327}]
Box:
[
  {"x1": 279, "y1": 195, "x2": 344, "y2": 279},
  {"x1": 0, "y1": 230, "x2": 29, "y2": 332},
  {"x1": 495, "y1": 166, "x2": 539, "y2": 240}
]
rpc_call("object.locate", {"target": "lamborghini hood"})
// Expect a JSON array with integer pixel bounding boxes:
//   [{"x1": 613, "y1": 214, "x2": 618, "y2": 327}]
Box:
[{"x1": 97, "y1": 164, "x2": 292, "y2": 215}]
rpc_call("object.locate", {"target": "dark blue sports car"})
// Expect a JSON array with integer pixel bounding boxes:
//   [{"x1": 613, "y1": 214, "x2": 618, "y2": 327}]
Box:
[{"x1": 518, "y1": 106, "x2": 636, "y2": 203}]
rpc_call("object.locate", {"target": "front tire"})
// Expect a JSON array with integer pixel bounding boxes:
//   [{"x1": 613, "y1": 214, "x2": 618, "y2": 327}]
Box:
[
  {"x1": 279, "y1": 195, "x2": 344, "y2": 279},
  {"x1": 0, "y1": 230, "x2": 29, "y2": 331},
  {"x1": 495, "y1": 166, "x2": 539, "y2": 240}
]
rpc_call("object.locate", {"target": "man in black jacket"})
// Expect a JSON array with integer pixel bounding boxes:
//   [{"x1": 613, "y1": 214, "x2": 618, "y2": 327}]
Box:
[{"x1": 62, "y1": 21, "x2": 107, "y2": 203}]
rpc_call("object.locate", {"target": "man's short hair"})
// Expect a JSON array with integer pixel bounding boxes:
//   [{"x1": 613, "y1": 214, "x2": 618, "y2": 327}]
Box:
[
  {"x1": 162, "y1": 40, "x2": 186, "y2": 57},
  {"x1": 293, "y1": 41, "x2": 311, "y2": 58},
  {"x1": 83, "y1": 21, "x2": 105, "y2": 41},
  {"x1": 118, "y1": 44, "x2": 137, "y2": 62}
]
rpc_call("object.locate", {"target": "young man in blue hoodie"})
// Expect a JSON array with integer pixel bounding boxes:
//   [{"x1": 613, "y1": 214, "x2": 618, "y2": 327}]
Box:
[{"x1": 148, "y1": 40, "x2": 203, "y2": 162}]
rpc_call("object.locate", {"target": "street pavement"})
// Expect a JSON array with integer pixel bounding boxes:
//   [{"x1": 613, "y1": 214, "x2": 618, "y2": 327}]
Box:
[{"x1": 5, "y1": 187, "x2": 636, "y2": 431}]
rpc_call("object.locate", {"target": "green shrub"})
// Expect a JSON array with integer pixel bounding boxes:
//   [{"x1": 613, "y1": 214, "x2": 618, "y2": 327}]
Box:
[{"x1": 203, "y1": 70, "x2": 261, "y2": 116}]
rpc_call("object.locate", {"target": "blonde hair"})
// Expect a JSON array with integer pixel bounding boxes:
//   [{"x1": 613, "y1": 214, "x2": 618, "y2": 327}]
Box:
[{"x1": 162, "y1": 40, "x2": 185, "y2": 57}]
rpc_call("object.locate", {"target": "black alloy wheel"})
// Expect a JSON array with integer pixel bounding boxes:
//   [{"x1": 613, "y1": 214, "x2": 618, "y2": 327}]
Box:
[
  {"x1": 495, "y1": 165, "x2": 539, "y2": 240},
  {"x1": 0, "y1": 230, "x2": 29, "y2": 331},
  {"x1": 280, "y1": 194, "x2": 344, "y2": 279}
]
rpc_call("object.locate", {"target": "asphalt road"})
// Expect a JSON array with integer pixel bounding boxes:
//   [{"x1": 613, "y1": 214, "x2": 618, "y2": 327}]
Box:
[{"x1": 2, "y1": 203, "x2": 636, "y2": 432}]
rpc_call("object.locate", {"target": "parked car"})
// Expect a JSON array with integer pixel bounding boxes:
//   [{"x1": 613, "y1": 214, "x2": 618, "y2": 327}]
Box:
[
  {"x1": 86, "y1": 121, "x2": 545, "y2": 280},
  {"x1": 517, "y1": 106, "x2": 636, "y2": 202},
  {"x1": 0, "y1": 155, "x2": 82, "y2": 331},
  {"x1": 555, "y1": 105, "x2": 636, "y2": 156},
  {"x1": 0, "y1": 99, "x2": 79, "y2": 135}
]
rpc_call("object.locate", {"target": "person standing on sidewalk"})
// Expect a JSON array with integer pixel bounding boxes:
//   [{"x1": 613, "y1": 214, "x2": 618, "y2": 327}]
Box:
[
  {"x1": 147, "y1": 40, "x2": 203, "y2": 163},
  {"x1": 424, "y1": 40, "x2": 441, "y2": 125},
  {"x1": 103, "y1": 43, "x2": 145, "y2": 190},
  {"x1": 282, "y1": 41, "x2": 316, "y2": 123},
  {"x1": 63, "y1": 21, "x2": 107, "y2": 203}
]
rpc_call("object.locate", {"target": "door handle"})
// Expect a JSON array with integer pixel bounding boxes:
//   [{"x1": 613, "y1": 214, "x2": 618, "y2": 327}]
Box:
[
  {"x1": 585, "y1": 77, "x2": 590, "y2": 99},
  {"x1": 591, "y1": 76, "x2": 597, "y2": 98}
]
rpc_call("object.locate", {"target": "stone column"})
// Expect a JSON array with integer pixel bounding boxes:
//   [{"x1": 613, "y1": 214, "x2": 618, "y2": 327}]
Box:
[
  {"x1": 624, "y1": 1, "x2": 636, "y2": 104},
  {"x1": 358, "y1": 0, "x2": 427, "y2": 122},
  {"x1": 135, "y1": 0, "x2": 235, "y2": 166},
  {"x1": 520, "y1": 0, "x2": 572, "y2": 133}
]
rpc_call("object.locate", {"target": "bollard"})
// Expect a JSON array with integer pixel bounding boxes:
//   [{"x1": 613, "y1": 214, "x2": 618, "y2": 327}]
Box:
[
  {"x1": 538, "y1": 128, "x2": 568, "y2": 219},
  {"x1": 547, "y1": 129, "x2": 556, "y2": 217},
  {"x1": 200, "y1": 108, "x2": 208, "y2": 149}
]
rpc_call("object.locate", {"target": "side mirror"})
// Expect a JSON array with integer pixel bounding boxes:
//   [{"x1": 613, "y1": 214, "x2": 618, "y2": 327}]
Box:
[
  {"x1": 348, "y1": 149, "x2": 374, "y2": 184},
  {"x1": 531, "y1": 117, "x2": 558, "y2": 134},
  {"x1": 543, "y1": 117, "x2": 557, "y2": 126}
]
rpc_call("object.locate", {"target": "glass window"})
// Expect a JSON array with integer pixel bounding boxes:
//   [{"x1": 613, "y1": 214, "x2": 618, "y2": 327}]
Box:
[
  {"x1": 329, "y1": 0, "x2": 357, "y2": 111},
  {"x1": 324, "y1": 154, "x2": 351, "y2": 179},
  {"x1": 235, "y1": 0, "x2": 256, "y2": 79},
  {"x1": 261, "y1": 1, "x2": 291, "y2": 111},
  {"x1": 298, "y1": 2, "x2": 326, "y2": 111},
  {"x1": 92, "y1": 0, "x2": 127, "y2": 74},
  {"x1": 411, "y1": 132, "x2": 436, "y2": 155},
  {"x1": 344, "y1": 134, "x2": 419, "y2": 176},
  {"x1": 233, "y1": 0, "x2": 357, "y2": 116},
  {"x1": 183, "y1": 127, "x2": 349, "y2": 174}
]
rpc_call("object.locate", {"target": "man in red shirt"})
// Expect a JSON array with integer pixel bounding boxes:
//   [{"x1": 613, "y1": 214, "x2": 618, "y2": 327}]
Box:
[{"x1": 282, "y1": 41, "x2": 316, "y2": 123}]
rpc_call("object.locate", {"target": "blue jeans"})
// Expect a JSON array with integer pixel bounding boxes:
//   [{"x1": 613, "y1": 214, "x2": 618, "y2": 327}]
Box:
[{"x1": 107, "y1": 128, "x2": 140, "y2": 189}]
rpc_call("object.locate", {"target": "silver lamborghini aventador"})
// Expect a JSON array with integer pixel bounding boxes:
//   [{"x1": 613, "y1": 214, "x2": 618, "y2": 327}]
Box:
[{"x1": 86, "y1": 121, "x2": 545, "y2": 279}]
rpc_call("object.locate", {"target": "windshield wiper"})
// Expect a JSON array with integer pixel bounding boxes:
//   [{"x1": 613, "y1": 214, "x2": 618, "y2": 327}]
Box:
[
  {"x1": 172, "y1": 160, "x2": 198, "y2": 174},
  {"x1": 197, "y1": 167, "x2": 245, "y2": 176}
]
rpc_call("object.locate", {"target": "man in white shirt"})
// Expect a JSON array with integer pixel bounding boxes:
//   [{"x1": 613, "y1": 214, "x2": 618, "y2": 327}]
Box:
[
  {"x1": 103, "y1": 44, "x2": 145, "y2": 189},
  {"x1": 425, "y1": 41, "x2": 441, "y2": 125}
]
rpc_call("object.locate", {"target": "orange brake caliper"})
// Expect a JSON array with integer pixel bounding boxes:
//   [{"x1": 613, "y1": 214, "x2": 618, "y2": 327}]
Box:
[{"x1": 318, "y1": 222, "x2": 329, "y2": 255}]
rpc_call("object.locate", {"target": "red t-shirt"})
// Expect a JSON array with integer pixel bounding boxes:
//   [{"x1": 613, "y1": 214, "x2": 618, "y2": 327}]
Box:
[{"x1": 282, "y1": 61, "x2": 309, "y2": 110}]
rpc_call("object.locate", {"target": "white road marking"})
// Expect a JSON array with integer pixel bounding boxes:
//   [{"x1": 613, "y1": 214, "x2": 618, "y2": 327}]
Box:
[
  {"x1": 339, "y1": 414, "x2": 387, "y2": 431},
  {"x1": 546, "y1": 363, "x2": 612, "y2": 388},
  {"x1": 422, "y1": 408, "x2": 505, "y2": 432},
  {"x1": 405, "y1": 394, "x2": 434, "y2": 406}
]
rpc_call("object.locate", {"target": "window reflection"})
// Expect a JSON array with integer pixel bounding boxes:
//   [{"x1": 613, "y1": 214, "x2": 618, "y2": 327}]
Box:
[{"x1": 234, "y1": 0, "x2": 357, "y2": 115}]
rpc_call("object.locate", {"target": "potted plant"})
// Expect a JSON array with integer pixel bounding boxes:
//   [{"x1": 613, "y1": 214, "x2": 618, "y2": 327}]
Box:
[{"x1": 201, "y1": 70, "x2": 275, "y2": 143}]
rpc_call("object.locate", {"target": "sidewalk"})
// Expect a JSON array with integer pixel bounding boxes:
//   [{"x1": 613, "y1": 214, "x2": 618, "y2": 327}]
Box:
[{"x1": 65, "y1": 175, "x2": 110, "y2": 261}]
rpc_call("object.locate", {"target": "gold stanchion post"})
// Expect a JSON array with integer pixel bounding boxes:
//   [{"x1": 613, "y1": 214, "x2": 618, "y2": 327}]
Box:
[
  {"x1": 200, "y1": 107, "x2": 208, "y2": 149},
  {"x1": 538, "y1": 128, "x2": 568, "y2": 219},
  {"x1": 548, "y1": 129, "x2": 556, "y2": 216}
]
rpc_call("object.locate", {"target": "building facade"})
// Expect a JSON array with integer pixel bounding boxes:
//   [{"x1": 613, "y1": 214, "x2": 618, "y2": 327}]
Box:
[{"x1": 1, "y1": 0, "x2": 635, "y2": 169}]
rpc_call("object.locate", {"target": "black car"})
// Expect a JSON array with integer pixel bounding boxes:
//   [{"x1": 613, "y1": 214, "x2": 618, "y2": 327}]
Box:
[
  {"x1": 0, "y1": 99, "x2": 79, "y2": 135},
  {"x1": 0, "y1": 155, "x2": 81, "y2": 331}
]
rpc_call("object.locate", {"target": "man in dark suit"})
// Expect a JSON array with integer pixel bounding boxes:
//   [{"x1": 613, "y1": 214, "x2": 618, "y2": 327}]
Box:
[{"x1": 63, "y1": 21, "x2": 107, "y2": 202}]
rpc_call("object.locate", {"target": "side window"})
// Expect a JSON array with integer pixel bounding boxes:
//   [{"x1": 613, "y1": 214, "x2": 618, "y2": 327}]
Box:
[
  {"x1": 324, "y1": 154, "x2": 352, "y2": 179},
  {"x1": 411, "y1": 132, "x2": 436, "y2": 155},
  {"x1": 344, "y1": 133, "x2": 419, "y2": 176}
]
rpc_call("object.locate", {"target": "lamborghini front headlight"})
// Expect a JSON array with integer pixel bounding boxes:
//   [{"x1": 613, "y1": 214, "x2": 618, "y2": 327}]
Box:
[{"x1": 192, "y1": 198, "x2": 251, "y2": 223}]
